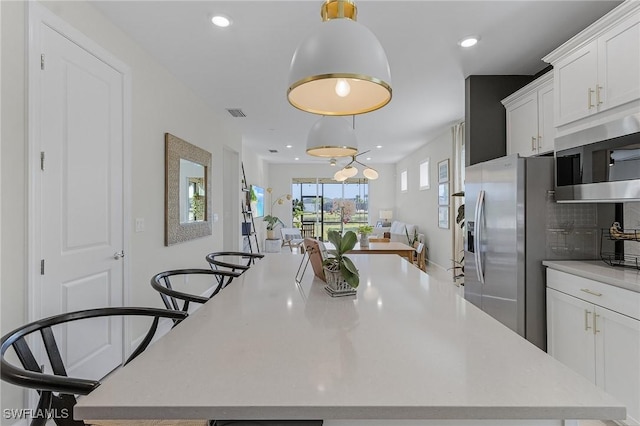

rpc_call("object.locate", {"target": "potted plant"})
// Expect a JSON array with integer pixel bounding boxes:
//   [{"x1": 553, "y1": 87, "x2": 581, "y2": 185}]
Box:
[
  {"x1": 263, "y1": 187, "x2": 291, "y2": 239},
  {"x1": 263, "y1": 215, "x2": 282, "y2": 239},
  {"x1": 357, "y1": 224, "x2": 374, "y2": 248},
  {"x1": 450, "y1": 191, "x2": 465, "y2": 284},
  {"x1": 323, "y1": 230, "x2": 359, "y2": 292}
]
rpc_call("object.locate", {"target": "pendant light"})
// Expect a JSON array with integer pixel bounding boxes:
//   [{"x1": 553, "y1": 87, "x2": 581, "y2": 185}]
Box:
[
  {"x1": 306, "y1": 116, "x2": 358, "y2": 158},
  {"x1": 333, "y1": 151, "x2": 379, "y2": 181},
  {"x1": 287, "y1": 0, "x2": 392, "y2": 116}
]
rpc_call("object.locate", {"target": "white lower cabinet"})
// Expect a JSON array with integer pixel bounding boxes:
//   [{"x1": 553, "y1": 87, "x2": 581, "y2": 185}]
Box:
[{"x1": 547, "y1": 269, "x2": 640, "y2": 425}]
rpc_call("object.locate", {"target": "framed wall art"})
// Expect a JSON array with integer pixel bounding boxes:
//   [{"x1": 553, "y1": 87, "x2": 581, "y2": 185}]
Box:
[
  {"x1": 438, "y1": 182, "x2": 449, "y2": 205},
  {"x1": 438, "y1": 206, "x2": 449, "y2": 229},
  {"x1": 438, "y1": 159, "x2": 449, "y2": 183}
]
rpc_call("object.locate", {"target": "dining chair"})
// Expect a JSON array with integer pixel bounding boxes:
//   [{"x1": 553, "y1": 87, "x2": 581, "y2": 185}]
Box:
[
  {"x1": 281, "y1": 227, "x2": 305, "y2": 253},
  {"x1": 300, "y1": 222, "x2": 315, "y2": 238},
  {"x1": 205, "y1": 252, "x2": 265, "y2": 288},
  {"x1": 1, "y1": 307, "x2": 188, "y2": 426},
  {"x1": 414, "y1": 242, "x2": 426, "y2": 271},
  {"x1": 369, "y1": 237, "x2": 390, "y2": 243},
  {"x1": 151, "y1": 269, "x2": 242, "y2": 323}
]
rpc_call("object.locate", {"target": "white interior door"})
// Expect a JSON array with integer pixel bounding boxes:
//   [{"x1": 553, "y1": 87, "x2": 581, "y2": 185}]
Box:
[{"x1": 37, "y1": 22, "x2": 125, "y2": 380}]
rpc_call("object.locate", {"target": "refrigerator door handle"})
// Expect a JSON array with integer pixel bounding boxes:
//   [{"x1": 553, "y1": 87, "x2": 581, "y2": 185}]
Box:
[
  {"x1": 476, "y1": 190, "x2": 486, "y2": 284},
  {"x1": 473, "y1": 190, "x2": 482, "y2": 283}
]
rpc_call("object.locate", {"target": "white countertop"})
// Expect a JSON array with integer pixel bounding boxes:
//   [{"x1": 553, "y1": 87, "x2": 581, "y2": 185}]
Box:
[
  {"x1": 75, "y1": 254, "x2": 625, "y2": 422},
  {"x1": 543, "y1": 260, "x2": 640, "y2": 293}
]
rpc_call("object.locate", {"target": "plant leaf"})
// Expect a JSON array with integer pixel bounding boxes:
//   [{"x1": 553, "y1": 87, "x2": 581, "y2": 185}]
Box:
[
  {"x1": 340, "y1": 231, "x2": 357, "y2": 252},
  {"x1": 341, "y1": 262, "x2": 359, "y2": 288},
  {"x1": 341, "y1": 256, "x2": 359, "y2": 276},
  {"x1": 327, "y1": 230, "x2": 341, "y2": 248}
]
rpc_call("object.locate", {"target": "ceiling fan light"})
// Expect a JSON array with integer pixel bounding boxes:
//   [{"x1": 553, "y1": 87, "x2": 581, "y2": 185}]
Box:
[
  {"x1": 334, "y1": 169, "x2": 348, "y2": 181},
  {"x1": 363, "y1": 167, "x2": 378, "y2": 180},
  {"x1": 287, "y1": 3, "x2": 392, "y2": 116},
  {"x1": 306, "y1": 116, "x2": 358, "y2": 158},
  {"x1": 343, "y1": 165, "x2": 358, "y2": 178}
]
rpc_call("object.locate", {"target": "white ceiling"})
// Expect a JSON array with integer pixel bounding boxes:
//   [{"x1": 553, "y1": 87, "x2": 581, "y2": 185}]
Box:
[{"x1": 90, "y1": 0, "x2": 620, "y2": 166}]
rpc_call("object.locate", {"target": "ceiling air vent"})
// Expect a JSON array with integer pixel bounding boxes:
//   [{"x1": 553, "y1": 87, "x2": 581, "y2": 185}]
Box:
[
  {"x1": 226, "y1": 108, "x2": 246, "y2": 118},
  {"x1": 268, "y1": 149, "x2": 278, "y2": 153}
]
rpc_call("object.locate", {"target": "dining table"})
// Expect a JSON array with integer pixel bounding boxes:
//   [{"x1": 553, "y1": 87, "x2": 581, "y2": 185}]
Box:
[
  {"x1": 346, "y1": 241, "x2": 415, "y2": 262},
  {"x1": 75, "y1": 253, "x2": 625, "y2": 425}
]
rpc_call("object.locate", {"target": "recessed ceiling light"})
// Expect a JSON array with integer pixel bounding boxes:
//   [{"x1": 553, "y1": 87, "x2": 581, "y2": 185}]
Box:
[
  {"x1": 294, "y1": 157, "x2": 300, "y2": 161},
  {"x1": 376, "y1": 145, "x2": 383, "y2": 149},
  {"x1": 459, "y1": 36, "x2": 479, "y2": 48},
  {"x1": 211, "y1": 15, "x2": 232, "y2": 28},
  {"x1": 366, "y1": 157, "x2": 372, "y2": 161},
  {"x1": 286, "y1": 144, "x2": 293, "y2": 148}
]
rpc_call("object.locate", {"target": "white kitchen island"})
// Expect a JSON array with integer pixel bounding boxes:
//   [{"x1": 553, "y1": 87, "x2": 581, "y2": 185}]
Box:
[{"x1": 75, "y1": 254, "x2": 625, "y2": 425}]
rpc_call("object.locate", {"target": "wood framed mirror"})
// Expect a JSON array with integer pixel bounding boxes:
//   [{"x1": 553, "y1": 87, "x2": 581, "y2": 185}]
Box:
[{"x1": 165, "y1": 133, "x2": 212, "y2": 246}]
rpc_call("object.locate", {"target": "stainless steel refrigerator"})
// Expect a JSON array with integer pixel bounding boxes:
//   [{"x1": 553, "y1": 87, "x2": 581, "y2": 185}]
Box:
[{"x1": 465, "y1": 155, "x2": 554, "y2": 351}]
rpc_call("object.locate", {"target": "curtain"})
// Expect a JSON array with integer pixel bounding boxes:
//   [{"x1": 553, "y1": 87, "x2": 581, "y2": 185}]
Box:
[{"x1": 451, "y1": 122, "x2": 465, "y2": 284}]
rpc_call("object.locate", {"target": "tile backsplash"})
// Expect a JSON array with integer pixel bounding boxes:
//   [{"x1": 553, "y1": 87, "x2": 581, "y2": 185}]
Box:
[{"x1": 545, "y1": 194, "x2": 617, "y2": 260}]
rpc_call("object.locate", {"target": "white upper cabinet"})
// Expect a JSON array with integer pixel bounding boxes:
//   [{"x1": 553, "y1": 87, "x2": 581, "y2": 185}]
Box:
[
  {"x1": 598, "y1": 12, "x2": 640, "y2": 110},
  {"x1": 543, "y1": 1, "x2": 640, "y2": 135},
  {"x1": 553, "y1": 40, "x2": 599, "y2": 126},
  {"x1": 502, "y1": 72, "x2": 554, "y2": 157}
]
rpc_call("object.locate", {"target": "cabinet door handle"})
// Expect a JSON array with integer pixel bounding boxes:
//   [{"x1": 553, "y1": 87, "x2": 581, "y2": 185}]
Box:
[
  {"x1": 593, "y1": 312, "x2": 600, "y2": 334},
  {"x1": 588, "y1": 88, "x2": 595, "y2": 109},
  {"x1": 596, "y1": 85, "x2": 603, "y2": 105},
  {"x1": 537, "y1": 136, "x2": 542, "y2": 150},
  {"x1": 531, "y1": 137, "x2": 537, "y2": 151},
  {"x1": 585, "y1": 309, "x2": 592, "y2": 331},
  {"x1": 581, "y1": 288, "x2": 602, "y2": 297}
]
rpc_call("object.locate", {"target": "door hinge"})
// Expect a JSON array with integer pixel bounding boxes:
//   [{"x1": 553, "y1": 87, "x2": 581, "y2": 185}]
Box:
[
  {"x1": 40, "y1": 259, "x2": 45, "y2": 275},
  {"x1": 40, "y1": 152, "x2": 45, "y2": 171},
  {"x1": 41, "y1": 54, "x2": 45, "y2": 70}
]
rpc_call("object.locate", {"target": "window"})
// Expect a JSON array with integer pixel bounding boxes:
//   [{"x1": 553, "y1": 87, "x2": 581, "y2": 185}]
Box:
[
  {"x1": 291, "y1": 178, "x2": 369, "y2": 241},
  {"x1": 419, "y1": 158, "x2": 430, "y2": 190},
  {"x1": 400, "y1": 170, "x2": 408, "y2": 192}
]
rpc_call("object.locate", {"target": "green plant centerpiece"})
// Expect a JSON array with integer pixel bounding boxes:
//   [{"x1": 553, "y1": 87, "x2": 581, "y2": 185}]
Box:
[
  {"x1": 357, "y1": 225, "x2": 373, "y2": 235},
  {"x1": 357, "y1": 224, "x2": 374, "y2": 248},
  {"x1": 323, "y1": 230, "x2": 360, "y2": 293}
]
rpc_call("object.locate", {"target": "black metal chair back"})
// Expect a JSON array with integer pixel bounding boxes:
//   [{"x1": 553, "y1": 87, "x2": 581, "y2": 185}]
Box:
[
  {"x1": 150, "y1": 268, "x2": 241, "y2": 322},
  {"x1": 0, "y1": 307, "x2": 187, "y2": 426},
  {"x1": 205, "y1": 252, "x2": 264, "y2": 288}
]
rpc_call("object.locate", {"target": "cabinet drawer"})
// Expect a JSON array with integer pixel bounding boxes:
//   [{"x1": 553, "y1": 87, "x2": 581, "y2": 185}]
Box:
[{"x1": 547, "y1": 268, "x2": 640, "y2": 320}]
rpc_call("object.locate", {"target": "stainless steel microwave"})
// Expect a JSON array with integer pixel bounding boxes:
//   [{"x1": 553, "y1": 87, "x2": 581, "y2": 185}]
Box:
[{"x1": 555, "y1": 114, "x2": 640, "y2": 202}]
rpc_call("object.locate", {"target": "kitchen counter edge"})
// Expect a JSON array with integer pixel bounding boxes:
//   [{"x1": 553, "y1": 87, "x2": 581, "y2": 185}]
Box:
[{"x1": 543, "y1": 260, "x2": 640, "y2": 293}]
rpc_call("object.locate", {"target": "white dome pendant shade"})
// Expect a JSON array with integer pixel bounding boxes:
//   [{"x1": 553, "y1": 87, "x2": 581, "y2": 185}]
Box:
[
  {"x1": 287, "y1": 0, "x2": 392, "y2": 116},
  {"x1": 307, "y1": 116, "x2": 358, "y2": 158}
]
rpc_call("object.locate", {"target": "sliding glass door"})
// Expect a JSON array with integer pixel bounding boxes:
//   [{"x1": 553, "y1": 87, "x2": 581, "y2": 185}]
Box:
[{"x1": 292, "y1": 178, "x2": 369, "y2": 240}]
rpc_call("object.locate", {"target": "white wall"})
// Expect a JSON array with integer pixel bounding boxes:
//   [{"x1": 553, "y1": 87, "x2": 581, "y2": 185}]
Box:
[
  {"x1": 395, "y1": 129, "x2": 455, "y2": 273},
  {"x1": 0, "y1": 1, "x2": 241, "y2": 419}
]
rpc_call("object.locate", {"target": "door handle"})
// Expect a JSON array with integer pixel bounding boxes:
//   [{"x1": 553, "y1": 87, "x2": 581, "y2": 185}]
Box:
[
  {"x1": 585, "y1": 310, "x2": 592, "y2": 331},
  {"x1": 113, "y1": 251, "x2": 125, "y2": 260},
  {"x1": 596, "y1": 85, "x2": 603, "y2": 105},
  {"x1": 531, "y1": 137, "x2": 536, "y2": 152},
  {"x1": 475, "y1": 190, "x2": 486, "y2": 284},
  {"x1": 588, "y1": 87, "x2": 595, "y2": 109}
]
